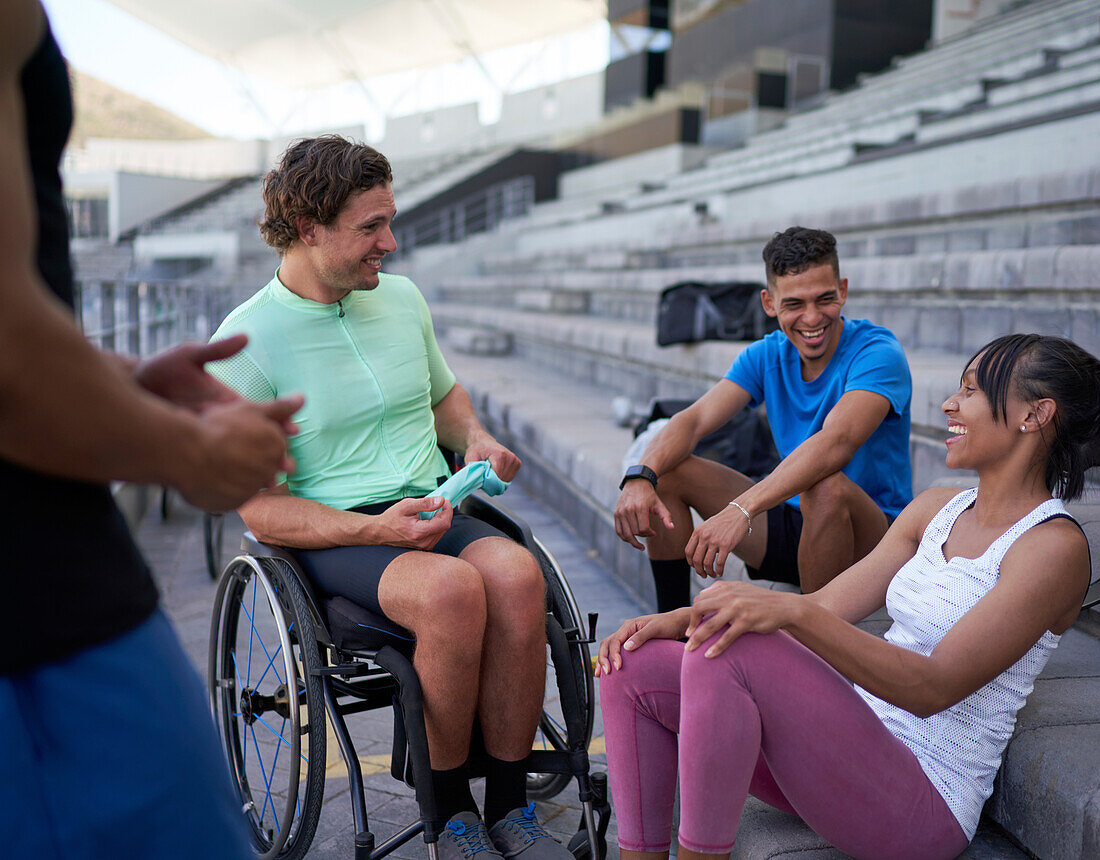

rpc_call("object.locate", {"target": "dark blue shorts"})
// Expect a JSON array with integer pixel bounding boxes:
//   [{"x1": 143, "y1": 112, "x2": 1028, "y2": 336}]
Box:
[
  {"x1": 1, "y1": 609, "x2": 251, "y2": 860},
  {"x1": 294, "y1": 499, "x2": 508, "y2": 616}
]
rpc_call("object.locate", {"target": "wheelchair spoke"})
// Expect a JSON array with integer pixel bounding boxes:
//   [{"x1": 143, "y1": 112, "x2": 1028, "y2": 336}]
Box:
[
  {"x1": 267, "y1": 716, "x2": 286, "y2": 810},
  {"x1": 231, "y1": 650, "x2": 244, "y2": 692},
  {"x1": 544, "y1": 712, "x2": 566, "y2": 734},
  {"x1": 252, "y1": 641, "x2": 283, "y2": 690},
  {"x1": 249, "y1": 722, "x2": 280, "y2": 836},
  {"x1": 254, "y1": 713, "x2": 309, "y2": 764},
  {"x1": 238, "y1": 592, "x2": 286, "y2": 688}
]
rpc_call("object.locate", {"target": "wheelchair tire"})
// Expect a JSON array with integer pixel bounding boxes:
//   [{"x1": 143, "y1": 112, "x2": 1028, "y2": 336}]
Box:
[
  {"x1": 527, "y1": 538, "x2": 595, "y2": 801},
  {"x1": 203, "y1": 513, "x2": 226, "y2": 580},
  {"x1": 209, "y1": 556, "x2": 327, "y2": 860}
]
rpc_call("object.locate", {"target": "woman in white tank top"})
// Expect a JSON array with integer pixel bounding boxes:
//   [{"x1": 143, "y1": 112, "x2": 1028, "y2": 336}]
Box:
[{"x1": 597, "y1": 334, "x2": 1099, "y2": 859}]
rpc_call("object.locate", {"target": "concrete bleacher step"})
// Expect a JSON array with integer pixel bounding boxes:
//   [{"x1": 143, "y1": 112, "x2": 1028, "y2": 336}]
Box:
[
  {"x1": 434, "y1": 241, "x2": 1100, "y2": 356},
  {"x1": 443, "y1": 346, "x2": 1100, "y2": 860},
  {"x1": 434, "y1": 301, "x2": 965, "y2": 433},
  {"x1": 434, "y1": 300, "x2": 974, "y2": 513},
  {"x1": 730, "y1": 798, "x2": 1032, "y2": 859}
]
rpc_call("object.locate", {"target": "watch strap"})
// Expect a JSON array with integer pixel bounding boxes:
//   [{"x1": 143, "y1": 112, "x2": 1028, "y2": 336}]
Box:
[{"x1": 620, "y1": 464, "x2": 659, "y2": 490}]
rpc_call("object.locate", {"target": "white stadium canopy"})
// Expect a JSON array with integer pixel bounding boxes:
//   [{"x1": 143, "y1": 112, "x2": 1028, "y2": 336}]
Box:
[{"x1": 103, "y1": 0, "x2": 608, "y2": 87}]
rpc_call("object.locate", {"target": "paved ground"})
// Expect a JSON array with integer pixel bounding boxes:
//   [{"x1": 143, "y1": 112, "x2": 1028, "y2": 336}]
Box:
[
  {"x1": 138, "y1": 483, "x2": 646, "y2": 859},
  {"x1": 136, "y1": 482, "x2": 1036, "y2": 860}
]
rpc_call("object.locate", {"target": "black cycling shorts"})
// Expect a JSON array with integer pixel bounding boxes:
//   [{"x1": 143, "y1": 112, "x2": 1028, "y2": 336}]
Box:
[{"x1": 293, "y1": 499, "x2": 508, "y2": 616}]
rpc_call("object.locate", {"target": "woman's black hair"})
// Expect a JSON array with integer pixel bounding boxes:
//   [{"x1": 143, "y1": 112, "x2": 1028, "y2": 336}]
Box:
[{"x1": 966, "y1": 333, "x2": 1100, "y2": 500}]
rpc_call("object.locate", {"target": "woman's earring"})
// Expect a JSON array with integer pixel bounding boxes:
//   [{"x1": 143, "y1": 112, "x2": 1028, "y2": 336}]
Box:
[{"x1": 1020, "y1": 424, "x2": 1027, "y2": 432}]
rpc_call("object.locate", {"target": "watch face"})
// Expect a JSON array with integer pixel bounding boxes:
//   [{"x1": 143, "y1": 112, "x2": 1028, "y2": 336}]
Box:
[{"x1": 621, "y1": 465, "x2": 657, "y2": 490}]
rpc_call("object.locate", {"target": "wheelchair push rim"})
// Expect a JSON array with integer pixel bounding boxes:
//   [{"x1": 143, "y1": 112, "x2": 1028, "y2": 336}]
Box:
[{"x1": 209, "y1": 556, "x2": 326, "y2": 860}]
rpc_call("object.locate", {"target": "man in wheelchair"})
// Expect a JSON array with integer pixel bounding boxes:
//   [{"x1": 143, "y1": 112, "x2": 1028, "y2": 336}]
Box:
[{"x1": 209, "y1": 135, "x2": 573, "y2": 860}]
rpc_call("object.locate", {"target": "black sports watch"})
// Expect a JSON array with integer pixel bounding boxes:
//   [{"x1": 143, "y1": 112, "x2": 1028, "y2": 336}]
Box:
[{"x1": 620, "y1": 464, "x2": 659, "y2": 490}]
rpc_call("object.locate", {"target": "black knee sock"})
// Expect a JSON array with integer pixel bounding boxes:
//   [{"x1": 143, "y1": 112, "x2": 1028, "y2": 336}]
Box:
[
  {"x1": 483, "y1": 755, "x2": 528, "y2": 828},
  {"x1": 650, "y1": 558, "x2": 691, "y2": 613},
  {"x1": 431, "y1": 764, "x2": 477, "y2": 823}
]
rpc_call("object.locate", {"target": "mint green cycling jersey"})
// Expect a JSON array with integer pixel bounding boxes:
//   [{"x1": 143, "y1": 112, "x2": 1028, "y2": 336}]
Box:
[{"x1": 208, "y1": 271, "x2": 456, "y2": 510}]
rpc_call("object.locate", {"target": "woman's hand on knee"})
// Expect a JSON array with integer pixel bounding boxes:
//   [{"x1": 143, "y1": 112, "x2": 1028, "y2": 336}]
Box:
[
  {"x1": 595, "y1": 608, "x2": 690, "y2": 675},
  {"x1": 685, "y1": 582, "x2": 799, "y2": 658}
]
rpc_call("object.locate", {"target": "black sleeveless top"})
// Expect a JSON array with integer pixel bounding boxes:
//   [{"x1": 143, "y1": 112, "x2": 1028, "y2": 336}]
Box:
[{"x1": 2, "y1": 21, "x2": 158, "y2": 673}]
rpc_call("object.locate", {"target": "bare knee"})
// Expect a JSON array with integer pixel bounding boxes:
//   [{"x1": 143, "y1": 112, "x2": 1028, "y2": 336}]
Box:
[
  {"x1": 800, "y1": 472, "x2": 856, "y2": 522},
  {"x1": 467, "y1": 538, "x2": 545, "y2": 629},
  {"x1": 654, "y1": 457, "x2": 697, "y2": 500},
  {"x1": 409, "y1": 558, "x2": 487, "y2": 647}
]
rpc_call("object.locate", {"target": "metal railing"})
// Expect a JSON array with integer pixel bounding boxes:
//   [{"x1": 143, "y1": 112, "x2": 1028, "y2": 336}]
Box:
[
  {"x1": 394, "y1": 175, "x2": 535, "y2": 256},
  {"x1": 76, "y1": 278, "x2": 238, "y2": 356}
]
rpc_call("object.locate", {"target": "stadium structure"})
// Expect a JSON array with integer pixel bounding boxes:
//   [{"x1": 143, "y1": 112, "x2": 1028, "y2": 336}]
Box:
[{"x1": 65, "y1": 1, "x2": 1100, "y2": 856}]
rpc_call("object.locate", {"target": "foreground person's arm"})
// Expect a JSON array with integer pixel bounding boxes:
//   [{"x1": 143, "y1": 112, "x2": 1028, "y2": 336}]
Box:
[{"x1": 0, "y1": 2, "x2": 299, "y2": 511}]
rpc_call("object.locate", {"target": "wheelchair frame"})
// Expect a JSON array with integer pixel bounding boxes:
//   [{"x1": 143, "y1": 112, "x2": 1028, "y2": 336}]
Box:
[{"x1": 208, "y1": 492, "x2": 609, "y2": 860}]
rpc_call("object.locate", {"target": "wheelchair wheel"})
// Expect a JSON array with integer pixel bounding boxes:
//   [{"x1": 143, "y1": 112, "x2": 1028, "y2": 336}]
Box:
[
  {"x1": 209, "y1": 556, "x2": 327, "y2": 860},
  {"x1": 528, "y1": 537, "x2": 595, "y2": 801},
  {"x1": 203, "y1": 512, "x2": 226, "y2": 580}
]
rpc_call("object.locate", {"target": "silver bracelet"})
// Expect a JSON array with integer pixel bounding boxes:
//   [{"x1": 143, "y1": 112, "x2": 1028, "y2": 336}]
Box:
[{"x1": 728, "y1": 501, "x2": 752, "y2": 534}]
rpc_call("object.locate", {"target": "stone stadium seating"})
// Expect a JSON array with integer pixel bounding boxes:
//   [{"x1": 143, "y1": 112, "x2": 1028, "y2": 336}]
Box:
[
  {"x1": 83, "y1": 2, "x2": 1099, "y2": 852},
  {"x1": 387, "y1": 5, "x2": 1100, "y2": 853},
  {"x1": 139, "y1": 175, "x2": 264, "y2": 236}
]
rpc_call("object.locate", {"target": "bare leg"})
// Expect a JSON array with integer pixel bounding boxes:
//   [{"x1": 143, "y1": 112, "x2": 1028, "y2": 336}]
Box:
[
  {"x1": 621, "y1": 852, "x2": 672, "y2": 860},
  {"x1": 460, "y1": 536, "x2": 546, "y2": 760},
  {"x1": 376, "y1": 553, "x2": 486, "y2": 769},
  {"x1": 797, "y1": 472, "x2": 889, "y2": 592},
  {"x1": 646, "y1": 455, "x2": 769, "y2": 570}
]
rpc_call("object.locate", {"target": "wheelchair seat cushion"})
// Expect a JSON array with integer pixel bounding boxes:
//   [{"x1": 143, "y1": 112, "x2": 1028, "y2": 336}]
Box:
[{"x1": 324, "y1": 596, "x2": 416, "y2": 655}]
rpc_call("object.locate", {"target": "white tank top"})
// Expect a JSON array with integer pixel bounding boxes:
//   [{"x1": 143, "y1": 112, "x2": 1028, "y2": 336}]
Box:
[{"x1": 856, "y1": 487, "x2": 1068, "y2": 839}]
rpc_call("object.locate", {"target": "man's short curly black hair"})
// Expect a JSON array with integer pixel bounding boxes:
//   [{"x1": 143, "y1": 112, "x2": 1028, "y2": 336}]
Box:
[{"x1": 761, "y1": 226, "x2": 840, "y2": 288}]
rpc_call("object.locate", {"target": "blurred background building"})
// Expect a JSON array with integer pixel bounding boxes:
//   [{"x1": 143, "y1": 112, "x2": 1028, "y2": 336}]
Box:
[
  {"x1": 56, "y1": 7, "x2": 1100, "y2": 853},
  {"x1": 61, "y1": 0, "x2": 1099, "y2": 585}
]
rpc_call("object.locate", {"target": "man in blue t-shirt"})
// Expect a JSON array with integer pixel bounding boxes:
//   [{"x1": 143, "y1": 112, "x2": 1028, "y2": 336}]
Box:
[{"x1": 616, "y1": 227, "x2": 912, "y2": 606}]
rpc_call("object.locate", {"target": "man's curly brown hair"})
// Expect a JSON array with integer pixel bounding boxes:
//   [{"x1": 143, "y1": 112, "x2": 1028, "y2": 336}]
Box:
[{"x1": 259, "y1": 135, "x2": 393, "y2": 253}]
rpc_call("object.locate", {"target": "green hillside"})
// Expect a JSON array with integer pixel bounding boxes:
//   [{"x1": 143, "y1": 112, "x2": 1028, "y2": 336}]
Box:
[{"x1": 69, "y1": 70, "x2": 214, "y2": 144}]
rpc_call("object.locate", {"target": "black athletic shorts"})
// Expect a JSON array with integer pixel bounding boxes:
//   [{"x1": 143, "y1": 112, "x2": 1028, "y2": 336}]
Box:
[
  {"x1": 743, "y1": 503, "x2": 804, "y2": 587},
  {"x1": 743, "y1": 504, "x2": 897, "y2": 588},
  {"x1": 293, "y1": 499, "x2": 508, "y2": 617}
]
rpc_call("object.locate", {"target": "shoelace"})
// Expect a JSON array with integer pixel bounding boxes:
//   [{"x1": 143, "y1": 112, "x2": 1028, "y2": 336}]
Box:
[
  {"x1": 503, "y1": 803, "x2": 548, "y2": 845},
  {"x1": 445, "y1": 819, "x2": 496, "y2": 857}
]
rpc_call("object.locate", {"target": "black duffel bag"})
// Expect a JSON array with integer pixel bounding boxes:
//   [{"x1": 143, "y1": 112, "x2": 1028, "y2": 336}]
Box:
[
  {"x1": 633, "y1": 398, "x2": 780, "y2": 480},
  {"x1": 656, "y1": 280, "x2": 777, "y2": 346}
]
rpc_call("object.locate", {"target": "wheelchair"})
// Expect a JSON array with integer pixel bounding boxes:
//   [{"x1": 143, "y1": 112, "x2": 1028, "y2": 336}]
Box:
[
  {"x1": 208, "y1": 492, "x2": 610, "y2": 860},
  {"x1": 203, "y1": 511, "x2": 226, "y2": 580}
]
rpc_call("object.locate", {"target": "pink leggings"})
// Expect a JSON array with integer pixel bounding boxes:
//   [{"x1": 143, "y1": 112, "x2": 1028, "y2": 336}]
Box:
[{"x1": 599, "y1": 631, "x2": 968, "y2": 859}]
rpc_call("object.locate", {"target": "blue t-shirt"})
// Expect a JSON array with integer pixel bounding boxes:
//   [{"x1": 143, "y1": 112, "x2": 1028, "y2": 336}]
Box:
[{"x1": 723, "y1": 318, "x2": 912, "y2": 518}]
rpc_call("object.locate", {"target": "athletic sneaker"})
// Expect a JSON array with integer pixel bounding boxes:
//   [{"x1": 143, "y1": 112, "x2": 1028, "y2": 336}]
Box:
[
  {"x1": 488, "y1": 803, "x2": 573, "y2": 859},
  {"x1": 438, "y1": 812, "x2": 505, "y2": 860}
]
